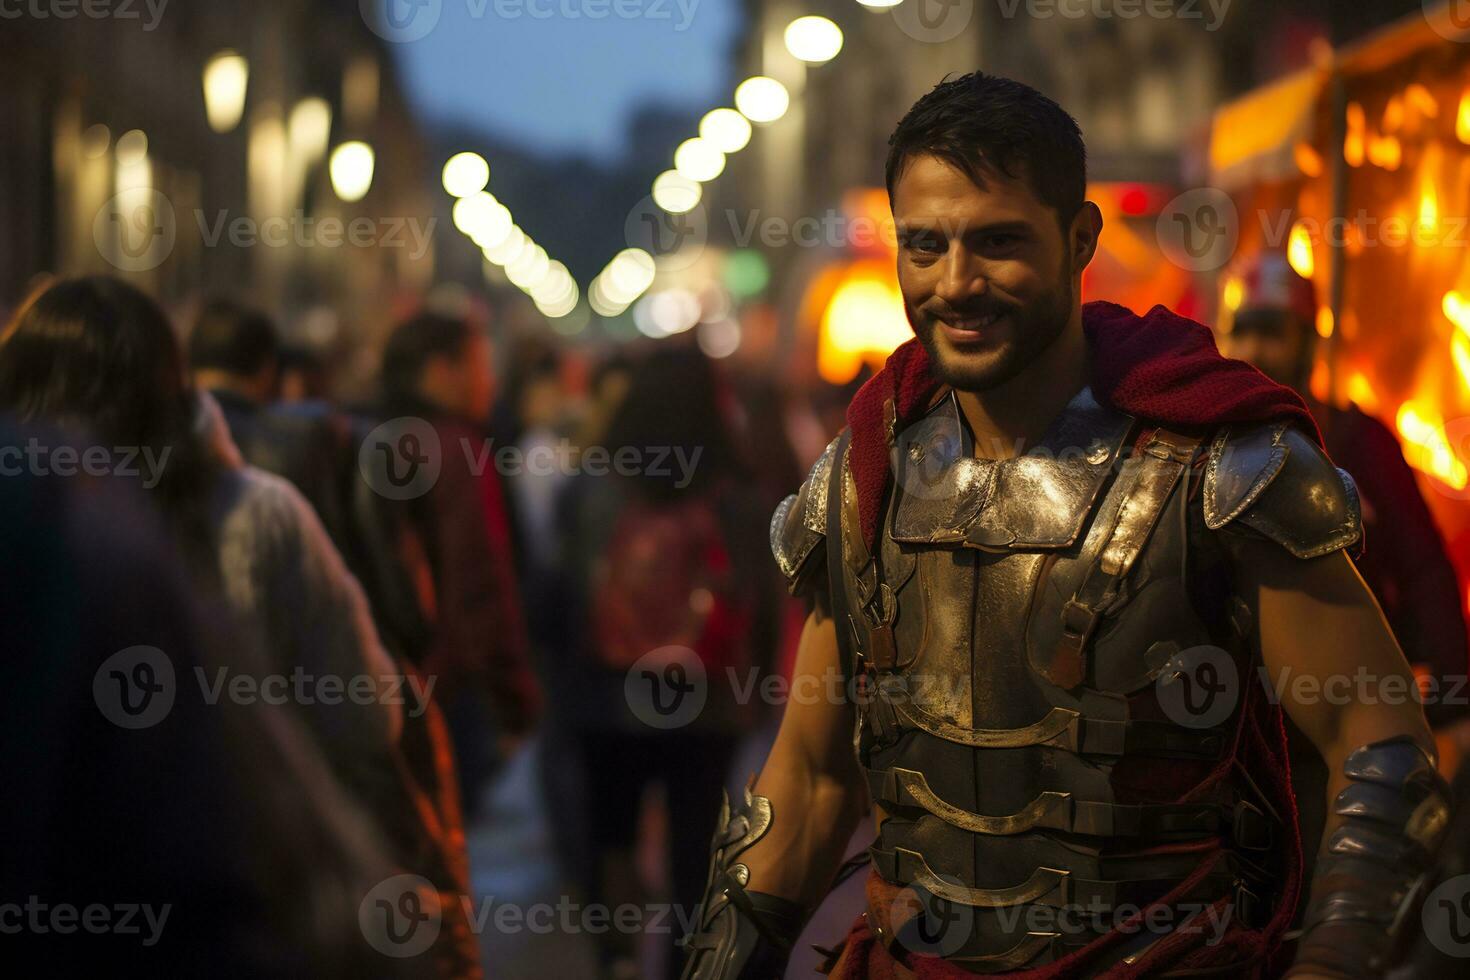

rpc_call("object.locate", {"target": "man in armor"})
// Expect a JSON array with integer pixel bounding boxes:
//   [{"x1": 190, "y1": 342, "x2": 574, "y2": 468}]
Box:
[{"x1": 679, "y1": 73, "x2": 1450, "y2": 979}]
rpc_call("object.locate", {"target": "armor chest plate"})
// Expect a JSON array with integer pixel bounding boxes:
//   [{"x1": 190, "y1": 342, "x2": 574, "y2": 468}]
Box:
[{"x1": 835, "y1": 390, "x2": 1268, "y2": 972}]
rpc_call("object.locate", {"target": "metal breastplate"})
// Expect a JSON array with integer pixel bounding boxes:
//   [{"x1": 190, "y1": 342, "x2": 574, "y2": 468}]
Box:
[{"x1": 838, "y1": 390, "x2": 1277, "y2": 973}]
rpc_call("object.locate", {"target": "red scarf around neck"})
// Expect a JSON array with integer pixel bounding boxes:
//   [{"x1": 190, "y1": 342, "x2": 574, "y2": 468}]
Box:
[{"x1": 843, "y1": 300, "x2": 1320, "y2": 551}]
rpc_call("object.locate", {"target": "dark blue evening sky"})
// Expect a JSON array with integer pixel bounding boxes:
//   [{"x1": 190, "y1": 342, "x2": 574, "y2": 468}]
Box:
[{"x1": 390, "y1": 0, "x2": 744, "y2": 163}]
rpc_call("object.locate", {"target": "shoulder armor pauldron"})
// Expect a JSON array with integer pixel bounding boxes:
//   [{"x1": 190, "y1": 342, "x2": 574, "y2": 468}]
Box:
[
  {"x1": 1203, "y1": 421, "x2": 1361, "y2": 559},
  {"x1": 769, "y1": 432, "x2": 840, "y2": 595}
]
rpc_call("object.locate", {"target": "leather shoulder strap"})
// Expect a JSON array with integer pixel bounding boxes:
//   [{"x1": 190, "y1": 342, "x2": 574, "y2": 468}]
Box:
[
  {"x1": 825, "y1": 429, "x2": 856, "y2": 685},
  {"x1": 1041, "y1": 428, "x2": 1203, "y2": 690}
]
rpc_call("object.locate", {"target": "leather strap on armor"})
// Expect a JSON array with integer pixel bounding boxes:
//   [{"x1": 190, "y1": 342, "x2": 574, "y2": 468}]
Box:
[
  {"x1": 1043, "y1": 428, "x2": 1202, "y2": 690},
  {"x1": 824, "y1": 429, "x2": 857, "y2": 684},
  {"x1": 680, "y1": 788, "x2": 805, "y2": 980},
  {"x1": 1285, "y1": 736, "x2": 1452, "y2": 978}
]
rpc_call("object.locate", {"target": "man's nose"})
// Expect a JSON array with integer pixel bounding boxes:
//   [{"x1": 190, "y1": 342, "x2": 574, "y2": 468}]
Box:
[{"x1": 934, "y1": 249, "x2": 988, "y2": 306}]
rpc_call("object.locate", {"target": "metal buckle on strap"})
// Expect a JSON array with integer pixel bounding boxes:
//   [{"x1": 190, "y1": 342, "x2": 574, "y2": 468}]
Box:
[{"x1": 1231, "y1": 799, "x2": 1274, "y2": 852}]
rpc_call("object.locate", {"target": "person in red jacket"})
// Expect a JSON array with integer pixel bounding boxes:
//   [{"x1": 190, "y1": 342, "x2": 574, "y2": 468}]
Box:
[
  {"x1": 1218, "y1": 251, "x2": 1470, "y2": 733},
  {"x1": 374, "y1": 311, "x2": 542, "y2": 812}
]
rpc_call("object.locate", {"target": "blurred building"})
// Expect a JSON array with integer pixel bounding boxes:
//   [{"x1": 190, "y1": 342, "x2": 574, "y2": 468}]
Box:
[{"x1": 0, "y1": 0, "x2": 433, "y2": 376}]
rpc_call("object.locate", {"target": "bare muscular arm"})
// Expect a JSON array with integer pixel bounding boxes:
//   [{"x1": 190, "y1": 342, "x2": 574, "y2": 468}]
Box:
[
  {"x1": 1234, "y1": 539, "x2": 1443, "y2": 978},
  {"x1": 741, "y1": 608, "x2": 870, "y2": 910}
]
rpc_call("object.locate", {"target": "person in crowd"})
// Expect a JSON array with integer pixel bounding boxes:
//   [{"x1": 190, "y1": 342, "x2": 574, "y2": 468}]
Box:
[
  {"x1": 188, "y1": 297, "x2": 353, "y2": 546},
  {"x1": 373, "y1": 310, "x2": 542, "y2": 815},
  {"x1": 0, "y1": 417, "x2": 416, "y2": 977},
  {"x1": 560, "y1": 342, "x2": 776, "y2": 980},
  {"x1": 1219, "y1": 251, "x2": 1470, "y2": 734},
  {"x1": 0, "y1": 276, "x2": 481, "y2": 978}
]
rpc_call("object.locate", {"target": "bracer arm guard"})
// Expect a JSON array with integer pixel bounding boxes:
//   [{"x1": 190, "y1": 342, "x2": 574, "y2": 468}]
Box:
[
  {"x1": 1286, "y1": 736, "x2": 1453, "y2": 977},
  {"x1": 679, "y1": 788, "x2": 806, "y2": 980}
]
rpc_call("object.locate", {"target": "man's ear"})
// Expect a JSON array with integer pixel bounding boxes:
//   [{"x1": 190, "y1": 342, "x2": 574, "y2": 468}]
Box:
[{"x1": 1070, "y1": 201, "x2": 1104, "y2": 274}]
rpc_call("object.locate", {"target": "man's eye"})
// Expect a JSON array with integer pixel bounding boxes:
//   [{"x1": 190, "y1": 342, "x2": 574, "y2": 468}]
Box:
[
  {"x1": 981, "y1": 233, "x2": 1021, "y2": 250},
  {"x1": 905, "y1": 236, "x2": 944, "y2": 255}
]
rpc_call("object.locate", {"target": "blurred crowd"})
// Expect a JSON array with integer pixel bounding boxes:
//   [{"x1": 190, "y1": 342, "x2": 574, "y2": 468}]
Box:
[
  {"x1": 8, "y1": 259, "x2": 1470, "y2": 979},
  {"x1": 0, "y1": 274, "x2": 836, "y2": 979}
]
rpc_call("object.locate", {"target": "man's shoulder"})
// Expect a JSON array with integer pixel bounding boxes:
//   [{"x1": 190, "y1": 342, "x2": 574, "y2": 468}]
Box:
[
  {"x1": 1200, "y1": 420, "x2": 1361, "y2": 559},
  {"x1": 770, "y1": 430, "x2": 845, "y2": 595}
]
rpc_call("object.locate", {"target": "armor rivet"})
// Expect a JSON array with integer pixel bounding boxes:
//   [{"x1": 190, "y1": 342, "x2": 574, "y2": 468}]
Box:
[
  {"x1": 1086, "y1": 442, "x2": 1110, "y2": 465},
  {"x1": 909, "y1": 443, "x2": 925, "y2": 463}
]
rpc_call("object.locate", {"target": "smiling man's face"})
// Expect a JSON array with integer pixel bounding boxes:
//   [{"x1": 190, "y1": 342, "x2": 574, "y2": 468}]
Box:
[{"x1": 892, "y1": 154, "x2": 1082, "y2": 392}]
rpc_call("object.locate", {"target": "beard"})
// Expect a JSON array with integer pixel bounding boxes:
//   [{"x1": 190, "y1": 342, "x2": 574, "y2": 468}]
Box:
[{"x1": 907, "y1": 266, "x2": 1075, "y2": 393}]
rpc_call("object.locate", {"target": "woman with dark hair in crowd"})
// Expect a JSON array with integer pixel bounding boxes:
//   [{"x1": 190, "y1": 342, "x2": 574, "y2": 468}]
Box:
[
  {"x1": 559, "y1": 341, "x2": 779, "y2": 980},
  {"x1": 0, "y1": 276, "x2": 481, "y2": 978}
]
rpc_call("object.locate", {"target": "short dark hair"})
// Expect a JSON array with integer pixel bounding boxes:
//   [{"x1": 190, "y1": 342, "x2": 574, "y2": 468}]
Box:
[
  {"x1": 381, "y1": 312, "x2": 474, "y2": 401},
  {"x1": 189, "y1": 298, "x2": 280, "y2": 376},
  {"x1": 886, "y1": 72, "x2": 1087, "y2": 229}
]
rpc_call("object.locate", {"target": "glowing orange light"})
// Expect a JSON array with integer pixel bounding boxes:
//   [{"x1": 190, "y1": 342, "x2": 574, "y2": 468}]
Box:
[
  {"x1": 1453, "y1": 334, "x2": 1470, "y2": 392},
  {"x1": 1346, "y1": 372, "x2": 1378, "y2": 413},
  {"x1": 1383, "y1": 95, "x2": 1404, "y2": 132},
  {"x1": 1397, "y1": 402, "x2": 1469, "y2": 490},
  {"x1": 816, "y1": 262, "x2": 912, "y2": 384},
  {"x1": 1345, "y1": 102, "x2": 1366, "y2": 167},
  {"x1": 1315, "y1": 306, "x2": 1334, "y2": 339},
  {"x1": 1287, "y1": 221, "x2": 1316, "y2": 279},
  {"x1": 1367, "y1": 134, "x2": 1401, "y2": 170},
  {"x1": 1458, "y1": 90, "x2": 1470, "y2": 145},
  {"x1": 1420, "y1": 183, "x2": 1439, "y2": 230},
  {"x1": 1222, "y1": 276, "x2": 1244, "y2": 312},
  {"x1": 1445, "y1": 291, "x2": 1470, "y2": 337},
  {"x1": 1405, "y1": 83, "x2": 1438, "y2": 118},
  {"x1": 1294, "y1": 142, "x2": 1324, "y2": 178}
]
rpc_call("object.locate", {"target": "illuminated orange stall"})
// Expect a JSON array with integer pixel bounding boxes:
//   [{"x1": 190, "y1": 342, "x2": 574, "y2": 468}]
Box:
[{"x1": 1208, "y1": 4, "x2": 1470, "y2": 714}]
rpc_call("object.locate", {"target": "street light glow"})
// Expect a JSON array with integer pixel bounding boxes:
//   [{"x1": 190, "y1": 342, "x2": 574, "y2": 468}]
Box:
[
  {"x1": 700, "y1": 108, "x2": 752, "y2": 153},
  {"x1": 483, "y1": 225, "x2": 527, "y2": 265},
  {"x1": 652, "y1": 170, "x2": 702, "y2": 214},
  {"x1": 735, "y1": 76, "x2": 790, "y2": 124},
  {"x1": 604, "y1": 248, "x2": 657, "y2": 304},
  {"x1": 329, "y1": 141, "x2": 375, "y2": 202},
  {"x1": 442, "y1": 152, "x2": 490, "y2": 198},
  {"x1": 203, "y1": 50, "x2": 249, "y2": 134},
  {"x1": 674, "y1": 137, "x2": 726, "y2": 182},
  {"x1": 784, "y1": 16, "x2": 843, "y2": 64},
  {"x1": 288, "y1": 98, "x2": 333, "y2": 166}
]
